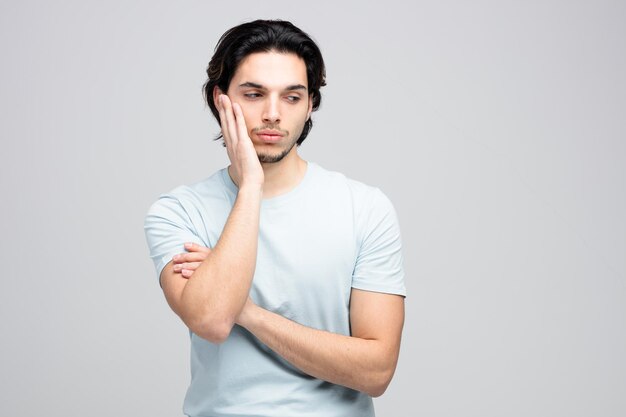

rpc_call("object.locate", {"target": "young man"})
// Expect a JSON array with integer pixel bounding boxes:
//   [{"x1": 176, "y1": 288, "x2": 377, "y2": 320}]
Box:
[{"x1": 144, "y1": 19, "x2": 406, "y2": 417}]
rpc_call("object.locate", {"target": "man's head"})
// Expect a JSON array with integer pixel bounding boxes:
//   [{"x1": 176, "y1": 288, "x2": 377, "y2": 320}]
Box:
[{"x1": 203, "y1": 20, "x2": 326, "y2": 151}]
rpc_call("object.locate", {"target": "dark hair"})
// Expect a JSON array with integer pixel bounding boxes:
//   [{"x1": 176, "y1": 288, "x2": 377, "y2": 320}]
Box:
[{"x1": 203, "y1": 19, "x2": 326, "y2": 146}]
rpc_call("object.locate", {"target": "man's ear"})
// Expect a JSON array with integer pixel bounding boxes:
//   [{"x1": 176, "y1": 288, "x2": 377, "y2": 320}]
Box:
[{"x1": 213, "y1": 86, "x2": 224, "y2": 110}]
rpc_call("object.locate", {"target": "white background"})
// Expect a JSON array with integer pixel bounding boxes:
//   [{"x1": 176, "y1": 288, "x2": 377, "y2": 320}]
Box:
[{"x1": 1, "y1": 0, "x2": 624, "y2": 416}]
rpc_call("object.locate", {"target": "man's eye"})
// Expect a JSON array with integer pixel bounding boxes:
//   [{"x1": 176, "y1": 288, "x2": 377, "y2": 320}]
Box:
[
  {"x1": 286, "y1": 96, "x2": 301, "y2": 103},
  {"x1": 244, "y1": 93, "x2": 261, "y2": 99}
]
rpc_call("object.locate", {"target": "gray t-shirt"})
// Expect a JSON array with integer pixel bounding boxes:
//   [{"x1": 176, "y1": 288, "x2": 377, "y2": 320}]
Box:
[{"x1": 144, "y1": 162, "x2": 405, "y2": 417}]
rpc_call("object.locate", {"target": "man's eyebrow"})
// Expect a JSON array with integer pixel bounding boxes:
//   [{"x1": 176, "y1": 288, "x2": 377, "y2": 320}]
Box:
[
  {"x1": 239, "y1": 82, "x2": 263, "y2": 89},
  {"x1": 238, "y1": 82, "x2": 307, "y2": 92},
  {"x1": 285, "y1": 84, "x2": 307, "y2": 92}
]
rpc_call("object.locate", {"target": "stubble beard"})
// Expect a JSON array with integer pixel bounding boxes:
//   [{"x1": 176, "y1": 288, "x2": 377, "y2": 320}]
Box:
[
  {"x1": 256, "y1": 138, "x2": 298, "y2": 163},
  {"x1": 254, "y1": 125, "x2": 304, "y2": 164}
]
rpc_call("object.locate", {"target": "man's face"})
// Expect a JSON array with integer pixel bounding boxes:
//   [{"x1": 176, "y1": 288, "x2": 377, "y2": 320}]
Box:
[{"x1": 223, "y1": 51, "x2": 312, "y2": 163}]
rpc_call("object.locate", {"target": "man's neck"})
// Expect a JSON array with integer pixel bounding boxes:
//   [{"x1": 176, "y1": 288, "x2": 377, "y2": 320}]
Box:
[
  {"x1": 260, "y1": 151, "x2": 307, "y2": 199},
  {"x1": 227, "y1": 148, "x2": 308, "y2": 199}
]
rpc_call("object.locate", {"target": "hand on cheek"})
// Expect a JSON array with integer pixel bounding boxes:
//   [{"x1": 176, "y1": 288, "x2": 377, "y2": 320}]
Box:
[{"x1": 216, "y1": 94, "x2": 264, "y2": 188}]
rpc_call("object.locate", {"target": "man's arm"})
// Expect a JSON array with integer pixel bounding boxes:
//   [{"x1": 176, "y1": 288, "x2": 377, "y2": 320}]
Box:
[
  {"x1": 173, "y1": 246, "x2": 405, "y2": 396},
  {"x1": 160, "y1": 95, "x2": 264, "y2": 344},
  {"x1": 236, "y1": 290, "x2": 405, "y2": 397}
]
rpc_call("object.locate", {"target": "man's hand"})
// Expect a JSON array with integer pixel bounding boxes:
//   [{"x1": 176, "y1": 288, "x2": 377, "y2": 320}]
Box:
[
  {"x1": 217, "y1": 94, "x2": 264, "y2": 189},
  {"x1": 172, "y1": 242, "x2": 211, "y2": 278}
]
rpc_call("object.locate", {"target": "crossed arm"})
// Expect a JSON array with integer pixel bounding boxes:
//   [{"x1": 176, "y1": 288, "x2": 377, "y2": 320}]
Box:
[{"x1": 167, "y1": 243, "x2": 405, "y2": 397}]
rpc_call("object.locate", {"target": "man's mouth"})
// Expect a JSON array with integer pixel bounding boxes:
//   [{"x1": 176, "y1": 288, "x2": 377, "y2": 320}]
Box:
[{"x1": 255, "y1": 129, "x2": 285, "y2": 143}]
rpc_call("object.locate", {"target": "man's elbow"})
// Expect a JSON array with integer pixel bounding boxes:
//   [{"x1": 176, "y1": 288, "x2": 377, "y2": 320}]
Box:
[
  {"x1": 366, "y1": 377, "x2": 391, "y2": 398},
  {"x1": 365, "y1": 363, "x2": 396, "y2": 398},
  {"x1": 185, "y1": 315, "x2": 235, "y2": 344}
]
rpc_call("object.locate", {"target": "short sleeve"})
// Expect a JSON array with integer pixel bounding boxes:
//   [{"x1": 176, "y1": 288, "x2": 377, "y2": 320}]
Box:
[
  {"x1": 352, "y1": 189, "x2": 406, "y2": 296},
  {"x1": 144, "y1": 191, "x2": 206, "y2": 284}
]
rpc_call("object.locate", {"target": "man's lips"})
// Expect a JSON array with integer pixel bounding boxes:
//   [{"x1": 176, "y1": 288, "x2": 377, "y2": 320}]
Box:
[{"x1": 255, "y1": 130, "x2": 285, "y2": 143}]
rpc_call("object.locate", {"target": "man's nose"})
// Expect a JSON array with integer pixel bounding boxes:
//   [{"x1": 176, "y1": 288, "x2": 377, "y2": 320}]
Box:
[{"x1": 262, "y1": 96, "x2": 280, "y2": 124}]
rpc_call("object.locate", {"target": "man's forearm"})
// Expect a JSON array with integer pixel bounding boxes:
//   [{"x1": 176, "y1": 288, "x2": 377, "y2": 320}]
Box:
[
  {"x1": 179, "y1": 185, "x2": 262, "y2": 342},
  {"x1": 237, "y1": 302, "x2": 399, "y2": 397}
]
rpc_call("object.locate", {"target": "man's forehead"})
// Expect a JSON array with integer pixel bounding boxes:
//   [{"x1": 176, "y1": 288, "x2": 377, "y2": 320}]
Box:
[{"x1": 230, "y1": 51, "x2": 308, "y2": 90}]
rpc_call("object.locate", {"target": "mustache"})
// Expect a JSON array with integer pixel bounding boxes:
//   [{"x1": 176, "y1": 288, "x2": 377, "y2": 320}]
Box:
[{"x1": 251, "y1": 125, "x2": 289, "y2": 135}]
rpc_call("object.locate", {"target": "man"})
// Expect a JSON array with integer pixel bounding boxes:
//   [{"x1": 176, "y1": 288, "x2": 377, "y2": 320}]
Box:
[{"x1": 144, "y1": 19, "x2": 406, "y2": 417}]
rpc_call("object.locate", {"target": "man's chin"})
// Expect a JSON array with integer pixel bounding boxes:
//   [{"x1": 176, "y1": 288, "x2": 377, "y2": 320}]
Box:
[
  {"x1": 256, "y1": 141, "x2": 297, "y2": 163},
  {"x1": 257, "y1": 151, "x2": 288, "y2": 164}
]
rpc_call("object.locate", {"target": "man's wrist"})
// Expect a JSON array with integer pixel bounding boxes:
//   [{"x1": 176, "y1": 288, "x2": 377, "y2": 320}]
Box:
[
  {"x1": 237, "y1": 301, "x2": 263, "y2": 329},
  {"x1": 237, "y1": 183, "x2": 264, "y2": 198}
]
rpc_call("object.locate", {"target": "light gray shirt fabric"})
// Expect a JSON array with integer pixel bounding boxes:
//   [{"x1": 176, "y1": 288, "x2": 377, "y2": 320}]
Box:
[{"x1": 144, "y1": 162, "x2": 406, "y2": 417}]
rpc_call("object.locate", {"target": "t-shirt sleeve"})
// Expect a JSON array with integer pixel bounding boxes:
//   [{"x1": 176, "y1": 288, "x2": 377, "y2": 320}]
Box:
[
  {"x1": 352, "y1": 188, "x2": 406, "y2": 296},
  {"x1": 144, "y1": 191, "x2": 206, "y2": 284}
]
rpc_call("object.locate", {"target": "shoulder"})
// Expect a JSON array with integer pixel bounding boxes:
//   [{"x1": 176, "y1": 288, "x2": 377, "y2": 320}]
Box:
[
  {"x1": 146, "y1": 168, "x2": 234, "y2": 217},
  {"x1": 309, "y1": 163, "x2": 395, "y2": 214},
  {"x1": 309, "y1": 162, "x2": 384, "y2": 197}
]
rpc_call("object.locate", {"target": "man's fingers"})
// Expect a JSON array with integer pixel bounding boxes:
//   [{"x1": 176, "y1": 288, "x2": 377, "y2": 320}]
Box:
[
  {"x1": 172, "y1": 244, "x2": 211, "y2": 265},
  {"x1": 232, "y1": 102, "x2": 250, "y2": 145},
  {"x1": 173, "y1": 252, "x2": 207, "y2": 263},
  {"x1": 182, "y1": 262, "x2": 202, "y2": 271},
  {"x1": 184, "y1": 242, "x2": 211, "y2": 253},
  {"x1": 173, "y1": 262, "x2": 202, "y2": 273},
  {"x1": 218, "y1": 96, "x2": 234, "y2": 149},
  {"x1": 221, "y1": 95, "x2": 239, "y2": 150}
]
